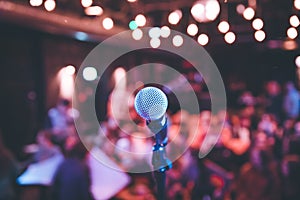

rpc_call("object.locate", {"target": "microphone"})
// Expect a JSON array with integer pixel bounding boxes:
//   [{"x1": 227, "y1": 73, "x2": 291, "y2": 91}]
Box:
[
  {"x1": 134, "y1": 86, "x2": 168, "y2": 121},
  {"x1": 134, "y1": 86, "x2": 171, "y2": 167},
  {"x1": 134, "y1": 86, "x2": 168, "y2": 144},
  {"x1": 134, "y1": 86, "x2": 171, "y2": 199}
]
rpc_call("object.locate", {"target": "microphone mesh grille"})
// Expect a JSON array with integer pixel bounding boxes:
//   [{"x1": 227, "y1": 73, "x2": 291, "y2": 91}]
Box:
[{"x1": 134, "y1": 87, "x2": 168, "y2": 120}]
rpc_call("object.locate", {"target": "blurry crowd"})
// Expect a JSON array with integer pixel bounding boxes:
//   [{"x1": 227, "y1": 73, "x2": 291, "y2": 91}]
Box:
[
  {"x1": 161, "y1": 80, "x2": 300, "y2": 200},
  {"x1": 0, "y1": 99, "x2": 93, "y2": 200},
  {"x1": 1, "y1": 80, "x2": 300, "y2": 200}
]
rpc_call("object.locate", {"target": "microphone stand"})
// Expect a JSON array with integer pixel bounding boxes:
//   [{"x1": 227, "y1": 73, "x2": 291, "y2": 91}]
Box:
[{"x1": 147, "y1": 116, "x2": 172, "y2": 200}]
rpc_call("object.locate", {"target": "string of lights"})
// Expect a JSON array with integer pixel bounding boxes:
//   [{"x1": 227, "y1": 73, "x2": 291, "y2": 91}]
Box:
[{"x1": 22, "y1": 0, "x2": 300, "y2": 47}]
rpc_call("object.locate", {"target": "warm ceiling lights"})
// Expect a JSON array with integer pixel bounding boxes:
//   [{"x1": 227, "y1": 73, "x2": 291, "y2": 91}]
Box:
[
  {"x1": 218, "y1": 21, "x2": 230, "y2": 33},
  {"x1": 252, "y1": 18, "x2": 264, "y2": 30},
  {"x1": 135, "y1": 14, "x2": 147, "y2": 27},
  {"x1": 197, "y1": 34, "x2": 209, "y2": 46},
  {"x1": 64, "y1": 65, "x2": 76, "y2": 76},
  {"x1": 224, "y1": 31, "x2": 236, "y2": 44},
  {"x1": 287, "y1": 27, "x2": 298, "y2": 39},
  {"x1": 254, "y1": 30, "x2": 266, "y2": 42},
  {"x1": 44, "y1": 0, "x2": 56, "y2": 11},
  {"x1": 30, "y1": 0, "x2": 43, "y2": 7},
  {"x1": 187, "y1": 24, "x2": 198, "y2": 36},
  {"x1": 102, "y1": 17, "x2": 114, "y2": 30},
  {"x1": 168, "y1": 10, "x2": 182, "y2": 25},
  {"x1": 191, "y1": 0, "x2": 220, "y2": 23},
  {"x1": 81, "y1": 0, "x2": 93, "y2": 8},
  {"x1": 295, "y1": 55, "x2": 300, "y2": 67},
  {"x1": 243, "y1": 7, "x2": 255, "y2": 20},
  {"x1": 85, "y1": 6, "x2": 103, "y2": 16},
  {"x1": 294, "y1": 0, "x2": 300, "y2": 10},
  {"x1": 290, "y1": 15, "x2": 300, "y2": 27}
]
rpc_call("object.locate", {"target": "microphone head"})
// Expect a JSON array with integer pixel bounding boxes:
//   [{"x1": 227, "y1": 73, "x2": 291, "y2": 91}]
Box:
[{"x1": 134, "y1": 87, "x2": 168, "y2": 121}]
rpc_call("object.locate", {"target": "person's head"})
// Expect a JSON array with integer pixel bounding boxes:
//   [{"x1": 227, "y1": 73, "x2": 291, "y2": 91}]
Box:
[
  {"x1": 254, "y1": 131, "x2": 268, "y2": 147},
  {"x1": 240, "y1": 117, "x2": 251, "y2": 128},
  {"x1": 231, "y1": 114, "x2": 240, "y2": 126},
  {"x1": 266, "y1": 80, "x2": 280, "y2": 96}
]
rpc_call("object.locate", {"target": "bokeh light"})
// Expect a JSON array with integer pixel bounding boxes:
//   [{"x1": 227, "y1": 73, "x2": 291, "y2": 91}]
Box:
[
  {"x1": 187, "y1": 24, "x2": 198, "y2": 36},
  {"x1": 287, "y1": 27, "x2": 298, "y2": 39},
  {"x1": 254, "y1": 30, "x2": 266, "y2": 42},
  {"x1": 81, "y1": 0, "x2": 93, "y2": 8},
  {"x1": 295, "y1": 55, "x2": 300, "y2": 67},
  {"x1": 160, "y1": 26, "x2": 171, "y2": 38},
  {"x1": 191, "y1": 0, "x2": 220, "y2": 22},
  {"x1": 132, "y1": 28, "x2": 143, "y2": 40},
  {"x1": 252, "y1": 18, "x2": 264, "y2": 30},
  {"x1": 150, "y1": 38, "x2": 161, "y2": 48},
  {"x1": 85, "y1": 6, "x2": 103, "y2": 16},
  {"x1": 294, "y1": 0, "x2": 300, "y2": 10},
  {"x1": 64, "y1": 65, "x2": 76, "y2": 76},
  {"x1": 44, "y1": 0, "x2": 56, "y2": 11},
  {"x1": 224, "y1": 31, "x2": 236, "y2": 44},
  {"x1": 218, "y1": 21, "x2": 230, "y2": 33},
  {"x1": 30, "y1": 0, "x2": 43, "y2": 7},
  {"x1": 172, "y1": 35, "x2": 184, "y2": 47},
  {"x1": 243, "y1": 7, "x2": 255, "y2": 20},
  {"x1": 129, "y1": 20, "x2": 138, "y2": 30},
  {"x1": 83, "y1": 67, "x2": 98, "y2": 81},
  {"x1": 168, "y1": 10, "x2": 182, "y2": 25},
  {"x1": 135, "y1": 14, "x2": 147, "y2": 27},
  {"x1": 290, "y1": 15, "x2": 300, "y2": 27},
  {"x1": 102, "y1": 17, "x2": 114, "y2": 30},
  {"x1": 236, "y1": 4, "x2": 245, "y2": 15},
  {"x1": 197, "y1": 33, "x2": 209, "y2": 46},
  {"x1": 149, "y1": 27, "x2": 160, "y2": 38}
]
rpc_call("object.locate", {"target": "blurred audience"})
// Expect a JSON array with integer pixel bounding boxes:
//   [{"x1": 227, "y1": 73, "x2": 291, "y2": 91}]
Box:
[{"x1": 4, "y1": 80, "x2": 300, "y2": 200}]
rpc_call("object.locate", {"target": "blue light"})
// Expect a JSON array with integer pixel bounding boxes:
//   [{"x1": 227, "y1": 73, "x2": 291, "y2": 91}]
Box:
[
  {"x1": 74, "y1": 32, "x2": 88, "y2": 41},
  {"x1": 129, "y1": 20, "x2": 138, "y2": 30}
]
